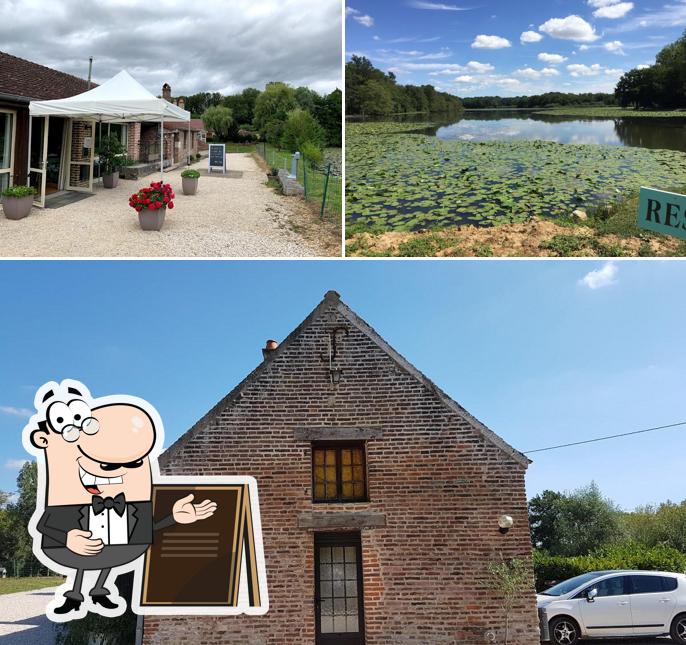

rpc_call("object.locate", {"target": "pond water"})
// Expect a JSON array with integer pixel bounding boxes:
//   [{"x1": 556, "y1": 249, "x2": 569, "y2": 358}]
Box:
[
  {"x1": 432, "y1": 110, "x2": 686, "y2": 153},
  {"x1": 345, "y1": 119, "x2": 686, "y2": 232}
]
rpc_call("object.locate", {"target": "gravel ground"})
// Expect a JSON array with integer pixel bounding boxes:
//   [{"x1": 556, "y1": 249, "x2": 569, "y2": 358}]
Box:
[
  {"x1": 0, "y1": 586, "x2": 58, "y2": 644},
  {"x1": 0, "y1": 153, "x2": 327, "y2": 257}
]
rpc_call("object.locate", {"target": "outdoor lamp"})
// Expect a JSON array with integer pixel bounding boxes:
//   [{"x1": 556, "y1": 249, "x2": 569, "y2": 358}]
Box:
[
  {"x1": 329, "y1": 367, "x2": 343, "y2": 385},
  {"x1": 498, "y1": 514, "x2": 514, "y2": 534}
]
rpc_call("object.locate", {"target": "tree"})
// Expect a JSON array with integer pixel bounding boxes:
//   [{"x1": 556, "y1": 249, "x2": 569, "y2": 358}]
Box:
[
  {"x1": 358, "y1": 80, "x2": 394, "y2": 116},
  {"x1": 201, "y1": 105, "x2": 234, "y2": 141},
  {"x1": 280, "y1": 109, "x2": 326, "y2": 153},
  {"x1": 253, "y1": 82, "x2": 298, "y2": 140},
  {"x1": 312, "y1": 89, "x2": 342, "y2": 147},
  {"x1": 529, "y1": 482, "x2": 623, "y2": 556},
  {"x1": 222, "y1": 88, "x2": 260, "y2": 127},
  {"x1": 488, "y1": 558, "x2": 533, "y2": 645},
  {"x1": 7, "y1": 461, "x2": 38, "y2": 562}
]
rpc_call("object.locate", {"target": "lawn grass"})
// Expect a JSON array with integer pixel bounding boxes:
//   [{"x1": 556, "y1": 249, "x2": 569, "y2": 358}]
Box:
[
  {"x1": 536, "y1": 107, "x2": 686, "y2": 118},
  {"x1": 0, "y1": 576, "x2": 64, "y2": 595},
  {"x1": 257, "y1": 144, "x2": 342, "y2": 218}
]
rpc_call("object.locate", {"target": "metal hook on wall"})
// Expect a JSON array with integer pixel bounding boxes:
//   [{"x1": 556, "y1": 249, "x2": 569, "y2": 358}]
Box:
[{"x1": 319, "y1": 326, "x2": 349, "y2": 364}]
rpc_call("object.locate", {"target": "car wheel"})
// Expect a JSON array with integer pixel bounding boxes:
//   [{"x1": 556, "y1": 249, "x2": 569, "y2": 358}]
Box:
[
  {"x1": 671, "y1": 613, "x2": 686, "y2": 643},
  {"x1": 549, "y1": 616, "x2": 580, "y2": 645}
]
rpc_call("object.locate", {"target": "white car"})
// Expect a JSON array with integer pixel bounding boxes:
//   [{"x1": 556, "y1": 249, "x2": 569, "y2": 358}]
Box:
[{"x1": 538, "y1": 570, "x2": 686, "y2": 644}]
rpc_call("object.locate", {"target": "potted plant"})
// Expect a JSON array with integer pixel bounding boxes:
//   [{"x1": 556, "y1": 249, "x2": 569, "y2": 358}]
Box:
[
  {"x1": 1, "y1": 185, "x2": 36, "y2": 220},
  {"x1": 181, "y1": 168, "x2": 200, "y2": 195},
  {"x1": 128, "y1": 181, "x2": 175, "y2": 231},
  {"x1": 97, "y1": 134, "x2": 131, "y2": 189}
]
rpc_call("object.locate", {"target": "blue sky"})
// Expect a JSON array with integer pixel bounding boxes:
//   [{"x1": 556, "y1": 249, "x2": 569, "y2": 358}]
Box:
[
  {"x1": 1, "y1": 260, "x2": 685, "y2": 510},
  {"x1": 345, "y1": 0, "x2": 686, "y2": 96}
]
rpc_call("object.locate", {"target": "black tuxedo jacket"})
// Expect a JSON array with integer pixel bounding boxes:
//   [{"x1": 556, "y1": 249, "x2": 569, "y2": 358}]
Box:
[{"x1": 36, "y1": 502, "x2": 175, "y2": 549}]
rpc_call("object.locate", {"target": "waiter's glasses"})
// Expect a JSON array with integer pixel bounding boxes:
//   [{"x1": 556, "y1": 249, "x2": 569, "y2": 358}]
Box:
[{"x1": 46, "y1": 399, "x2": 100, "y2": 442}]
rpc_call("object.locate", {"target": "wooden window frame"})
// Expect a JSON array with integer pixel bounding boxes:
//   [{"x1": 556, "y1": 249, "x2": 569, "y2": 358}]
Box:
[{"x1": 311, "y1": 441, "x2": 368, "y2": 504}]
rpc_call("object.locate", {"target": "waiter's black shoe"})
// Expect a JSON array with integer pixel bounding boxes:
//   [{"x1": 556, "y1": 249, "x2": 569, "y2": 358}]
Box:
[
  {"x1": 53, "y1": 597, "x2": 82, "y2": 614},
  {"x1": 91, "y1": 594, "x2": 118, "y2": 609}
]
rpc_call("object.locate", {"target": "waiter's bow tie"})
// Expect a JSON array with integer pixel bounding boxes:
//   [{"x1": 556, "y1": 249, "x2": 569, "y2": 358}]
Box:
[{"x1": 92, "y1": 493, "x2": 126, "y2": 516}]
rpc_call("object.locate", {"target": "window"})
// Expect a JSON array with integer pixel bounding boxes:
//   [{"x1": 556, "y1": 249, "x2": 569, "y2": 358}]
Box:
[
  {"x1": 312, "y1": 443, "x2": 367, "y2": 502},
  {"x1": 662, "y1": 576, "x2": 679, "y2": 592},
  {"x1": 582, "y1": 575, "x2": 628, "y2": 598},
  {"x1": 630, "y1": 575, "x2": 674, "y2": 594}
]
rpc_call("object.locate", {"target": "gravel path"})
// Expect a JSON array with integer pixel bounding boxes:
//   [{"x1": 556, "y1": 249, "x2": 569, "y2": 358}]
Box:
[
  {"x1": 0, "y1": 153, "x2": 324, "y2": 257},
  {"x1": 0, "y1": 586, "x2": 58, "y2": 644}
]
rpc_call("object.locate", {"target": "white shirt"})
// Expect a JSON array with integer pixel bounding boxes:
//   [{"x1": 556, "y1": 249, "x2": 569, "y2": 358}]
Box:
[{"x1": 89, "y1": 505, "x2": 129, "y2": 545}]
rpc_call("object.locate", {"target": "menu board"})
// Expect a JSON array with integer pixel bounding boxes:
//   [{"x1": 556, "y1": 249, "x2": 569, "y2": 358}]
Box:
[
  {"x1": 139, "y1": 483, "x2": 262, "y2": 608},
  {"x1": 208, "y1": 143, "x2": 226, "y2": 173}
]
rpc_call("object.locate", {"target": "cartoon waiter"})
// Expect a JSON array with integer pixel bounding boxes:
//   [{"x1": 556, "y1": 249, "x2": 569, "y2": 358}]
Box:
[{"x1": 23, "y1": 379, "x2": 217, "y2": 621}]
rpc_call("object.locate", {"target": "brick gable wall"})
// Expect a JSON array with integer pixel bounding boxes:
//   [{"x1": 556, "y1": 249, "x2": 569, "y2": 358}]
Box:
[{"x1": 142, "y1": 295, "x2": 539, "y2": 645}]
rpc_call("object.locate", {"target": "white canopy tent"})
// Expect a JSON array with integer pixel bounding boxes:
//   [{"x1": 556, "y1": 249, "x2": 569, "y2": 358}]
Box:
[{"x1": 29, "y1": 70, "x2": 191, "y2": 185}]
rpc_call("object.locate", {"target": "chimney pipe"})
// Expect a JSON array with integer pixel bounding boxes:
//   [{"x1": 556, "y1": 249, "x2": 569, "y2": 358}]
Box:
[
  {"x1": 87, "y1": 57, "x2": 93, "y2": 89},
  {"x1": 262, "y1": 339, "x2": 279, "y2": 359}
]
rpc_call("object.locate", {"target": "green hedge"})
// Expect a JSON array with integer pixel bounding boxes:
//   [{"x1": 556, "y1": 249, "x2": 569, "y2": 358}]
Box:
[{"x1": 534, "y1": 542, "x2": 686, "y2": 591}]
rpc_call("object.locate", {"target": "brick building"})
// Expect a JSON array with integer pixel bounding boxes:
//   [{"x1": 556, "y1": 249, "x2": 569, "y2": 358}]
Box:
[
  {"x1": 0, "y1": 51, "x2": 91, "y2": 192},
  {"x1": 142, "y1": 291, "x2": 539, "y2": 645}
]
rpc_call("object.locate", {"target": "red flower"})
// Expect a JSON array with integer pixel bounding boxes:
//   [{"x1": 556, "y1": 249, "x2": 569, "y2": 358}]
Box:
[
  {"x1": 135, "y1": 206, "x2": 143, "y2": 212},
  {"x1": 168, "y1": 202, "x2": 174, "y2": 209},
  {"x1": 156, "y1": 201, "x2": 163, "y2": 208}
]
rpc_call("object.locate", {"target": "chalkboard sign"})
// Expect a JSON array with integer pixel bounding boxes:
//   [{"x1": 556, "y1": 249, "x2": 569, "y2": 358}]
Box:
[{"x1": 208, "y1": 143, "x2": 226, "y2": 173}]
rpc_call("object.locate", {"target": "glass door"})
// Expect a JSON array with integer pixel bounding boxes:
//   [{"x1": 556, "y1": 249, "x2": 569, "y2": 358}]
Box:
[
  {"x1": 28, "y1": 116, "x2": 49, "y2": 207},
  {"x1": 315, "y1": 532, "x2": 365, "y2": 645},
  {"x1": 0, "y1": 109, "x2": 15, "y2": 192},
  {"x1": 66, "y1": 119, "x2": 95, "y2": 192}
]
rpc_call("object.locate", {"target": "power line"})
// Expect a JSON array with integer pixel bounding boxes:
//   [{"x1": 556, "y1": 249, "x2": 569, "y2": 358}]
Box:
[{"x1": 524, "y1": 421, "x2": 686, "y2": 454}]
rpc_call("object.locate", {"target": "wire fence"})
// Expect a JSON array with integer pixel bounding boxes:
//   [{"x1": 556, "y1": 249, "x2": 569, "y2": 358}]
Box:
[
  {"x1": 0, "y1": 559, "x2": 54, "y2": 577},
  {"x1": 256, "y1": 143, "x2": 342, "y2": 219}
]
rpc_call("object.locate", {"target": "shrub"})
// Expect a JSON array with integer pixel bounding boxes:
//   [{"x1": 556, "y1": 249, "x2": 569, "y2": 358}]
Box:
[
  {"x1": 96, "y1": 134, "x2": 131, "y2": 175},
  {"x1": 534, "y1": 542, "x2": 686, "y2": 591},
  {"x1": 280, "y1": 108, "x2": 325, "y2": 153},
  {"x1": 181, "y1": 169, "x2": 200, "y2": 179},
  {"x1": 2, "y1": 185, "x2": 36, "y2": 198},
  {"x1": 301, "y1": 141, "x2": 323, "y2": 168}
]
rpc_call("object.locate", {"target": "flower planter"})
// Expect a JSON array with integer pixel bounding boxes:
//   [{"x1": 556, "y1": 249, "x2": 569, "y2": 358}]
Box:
[
  {"x1": 182, "y1": 176, "x2": 198, "y2": 195},
  {"x1": 138, "y1": 206, "x2": 166, "y2": 231},
  {"x1": 103, "y1": 171, "x2": 119, "y2": 189},
  {"x1": 2, "y1": 195, "x2": 33, "y2": 220}
]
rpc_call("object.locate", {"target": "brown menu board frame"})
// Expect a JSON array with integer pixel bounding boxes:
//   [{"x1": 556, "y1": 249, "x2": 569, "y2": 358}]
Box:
[{"x1": 139, "y1": 483, "x2": 262, "y2": 609}]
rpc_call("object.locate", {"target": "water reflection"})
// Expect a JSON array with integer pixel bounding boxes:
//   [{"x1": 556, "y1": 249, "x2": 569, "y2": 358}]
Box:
[{"x1": 431, "y1": 110, "x2": 686, "y2": 153}]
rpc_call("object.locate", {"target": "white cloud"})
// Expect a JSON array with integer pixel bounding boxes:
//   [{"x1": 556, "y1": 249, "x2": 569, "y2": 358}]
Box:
[
  {"x1": 471, "y1": 34, "x2": 512, "y2": 49},
  {"x1": 579, "y1": 44, "x2": 590, "y2": 51},
  {"x1": 541, "y1": 67, "x2": 561, "y2": 76},
  {"x1": 580, "y1": 262, "x2": 619, "y2": 289},
  {"x1": 353, "y1": 13, "x2": 374, "y2": 27},
  {"x1": 636, "y1": 63, "x2": 650, "y2": 69},
  {"x1": 497, "y1": 78, "x2": 521, "y2": 86},
  {"x1": 346, "y1": 6, "x2": 359, "y2": 15},
  {"x1": 568, "y1": 63, "x2": 602, "y2": 76},
  {"x1": 408, "y1": 1, "x2": 472, "y2": 9},
  {"x1": 4, "y1": 459, "x2": 28, "y2": 470},
  {"x1": 521, "y1": 30, "x2": 543, "y2": 43},
  {"x1": 516, "y1": 67, "x2": 542, "y2": 79},
  {"x1": 594, "y1": 1, "x2": 634, "y2": 18},
  {"x1": 455, "y1": 75, "x2": 474, "y2": 82},
  {"x1": 587, "y1": 0, "x2": 618, "y2": 7},
  {"x1": 604, "y1": 67, "x2": 624, "y2": 75},
  {"x1": 538, "y1": 52, "x2": 568, "y2": 64},
  {"x1": 603, "y1": 40, "x2": 625, "y2": 53},
  {"x1": 539, "y1": 15, "x2": 599, "y2": 42},
  {"x1": 466, "y1": 60, "x2": 494, "y2": 72},
  {"x1": 0, "y1": 405, "x2": 33, "y2": 418}
]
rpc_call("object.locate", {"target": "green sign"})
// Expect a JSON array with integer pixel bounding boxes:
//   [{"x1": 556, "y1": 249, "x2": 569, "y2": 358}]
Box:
[{"x1": 637, "y1": 187, "x2": 686, "y2": 240}]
